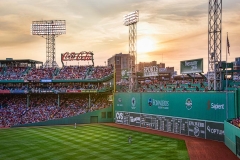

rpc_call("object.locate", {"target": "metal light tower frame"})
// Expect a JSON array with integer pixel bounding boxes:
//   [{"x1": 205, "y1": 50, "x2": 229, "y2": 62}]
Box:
[
  {"x1": 208, "y1": 0, "x2": 222, "y2": 90},
  {"x1": 31, "y1": 20, "x2": 66, "y2": 68},
  {"x1": 124, "y1": 10, "x2": 139, "y2": 92}
]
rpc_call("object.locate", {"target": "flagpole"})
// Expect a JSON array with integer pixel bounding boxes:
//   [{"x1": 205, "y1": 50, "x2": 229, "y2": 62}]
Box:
[{"x1": 226, "y1": 32, "x2": 228, "y2": 120}]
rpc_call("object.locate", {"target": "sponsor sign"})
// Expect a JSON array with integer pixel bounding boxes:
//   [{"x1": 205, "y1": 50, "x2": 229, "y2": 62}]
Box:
[
  {"x1": 81, "y1": 90, "x2": 97, "y2": 93},
  {"x1": 117, "y1": 111, "x2": 224, "y2": 142},
  {"x1": 180, "y1": 58, "x2": 203, "y2": 74},
  {"x1": 206, "y1": 121, "x2": 224, "y2": 141},
  {"x1": 117, "y1": 97, "x2": 123, "y2": 107},
  {"x1": 0, "y1": 90, "x2": 10, "y2": 94},
  {"x1": 207, "y1": 100, "x2": 224, "y2": 110},
  {"x1": 121, "y1": 69, "x2": 129, "y2": 79},
  {"x1": 185, "y1": 98, "x2": 192, "y2": 110},
  {"x1": 144, "y1": 66, "x2": 158, "y2": 77},
  {"x1": 66, "y1": 89, "x2": 97, "y2": 93},
  {"x1": 131, "y1": 97, "x2": 136, "y2": 109},
  {"x1": 186, "y1": 120, "x2": 205, "y2": 138},
  {"x1": 40, "y1": 79, "x2": 52, "y2": 83},
  {"x1": 10, "y1": 90, "x2": 28, "y2": 94},
  {"x1": 129, "y1": 113, "x2": 141, "y2": 126},
  {"x1": 66, "y1": 89, "x2": 81, "y2": 93},
  {"x1": 115, "y1": 112, "x2": 124, "y2": 123},
  {"x1": 148, "y1": 98, "x2": 169, "y2": 109},
  {"x1": 39, "y1": 90, "x2": 53, "y2": 93}
]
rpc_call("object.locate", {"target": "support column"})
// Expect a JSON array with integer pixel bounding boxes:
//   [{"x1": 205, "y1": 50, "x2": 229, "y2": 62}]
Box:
[
  {"x1": 58, "y1": 94, "x2": 60, "y2": 107},
  {"x1": 27, "y1": 94, "x2": 30, "y2": 108},
  {"x1": 89, "y1": 94, "x2": 91, "y2": 109}
]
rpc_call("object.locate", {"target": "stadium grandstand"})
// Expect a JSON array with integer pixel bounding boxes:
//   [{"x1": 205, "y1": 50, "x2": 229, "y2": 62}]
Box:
[
  {"x1": 0, "y1": 58, "x2": 114, "y2": 127},
  {"x1": 0, "y1": 56, "x2": 240, "y2": 158}
]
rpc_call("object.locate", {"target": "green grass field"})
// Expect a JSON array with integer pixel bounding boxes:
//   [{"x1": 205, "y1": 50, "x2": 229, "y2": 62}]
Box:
[{"x1": 0, "y1": 124, "x2": 189, "y2": 160}]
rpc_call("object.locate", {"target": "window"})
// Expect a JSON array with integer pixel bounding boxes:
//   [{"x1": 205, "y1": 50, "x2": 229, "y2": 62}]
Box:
[
  {"x1": 107, "y1": 112, "x2": 112, "y2": 118},
  {"x1": 101, "y1": 112, "x2": 106, "y2": 118}
]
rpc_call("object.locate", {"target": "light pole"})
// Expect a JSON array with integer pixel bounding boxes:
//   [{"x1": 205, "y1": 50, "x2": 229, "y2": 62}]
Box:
[
  {"x1": 124, "y1": 10, "x2": 139, "y2": 92},
  {"x1": 31, "y1": 20, "x2": 66, "y2": 68}
]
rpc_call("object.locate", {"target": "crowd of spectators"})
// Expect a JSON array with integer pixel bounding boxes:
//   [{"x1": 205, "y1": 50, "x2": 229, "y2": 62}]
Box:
[
  {"x1": 0, "y1": 82, "x2": 111, "y2": 93},
  {"x1": 0, "y1": 65, "x2": 113, "y2": 81},
  {"x1": 26, "y1": 68, "x2": 55, "y2": 81},
  {"x1": 86, "y1": 66, "x2": 113, "y2": 80},
  {"x1": 116, "y1": 79, "x2": 207, "y2": 92},
  {"x1": 0, "y1": 67, "x2": 27, "y2": 80},
  {"x1": 0, "y1": 95, "x2": 27, "y2": 127},
  {"x1": 54, "y1": 66, "x2": 88, "y2": 80},
  {"x1": 230, "y1": 117, "x2": 240, "y2": 128},
  {"x1": 0, "y1": 94, "x2": 111, "y2": 128}
]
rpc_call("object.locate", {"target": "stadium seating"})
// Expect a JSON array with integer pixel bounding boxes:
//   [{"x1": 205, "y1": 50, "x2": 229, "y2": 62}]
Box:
[{"x1": 0, "y1": 94, "x2": 111, "y2": 127}]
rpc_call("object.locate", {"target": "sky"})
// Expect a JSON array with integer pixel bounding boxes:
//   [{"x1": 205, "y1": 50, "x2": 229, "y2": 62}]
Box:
[{"x1": 0, "y1": 0, "x2": 240, "y2": 74}]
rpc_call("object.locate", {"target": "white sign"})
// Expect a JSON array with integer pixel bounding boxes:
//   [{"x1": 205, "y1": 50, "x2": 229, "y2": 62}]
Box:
[{"x1": 144, "y1": 66, "x2": 158, "y2": 77}]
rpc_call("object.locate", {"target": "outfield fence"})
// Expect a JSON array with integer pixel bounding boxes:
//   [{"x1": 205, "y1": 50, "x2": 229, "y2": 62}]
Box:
[
  {"x1": 114, "y1": 92, "x2": 238, "y2": 142},
  {"x1": 13, "y1": 107, "x2": 113, "y2": 127}
]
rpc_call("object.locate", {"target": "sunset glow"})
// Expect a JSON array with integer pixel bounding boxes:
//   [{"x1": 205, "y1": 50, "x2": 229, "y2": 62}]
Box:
[
  {"x1": 0, "y1": 0, "x2": 239, "y2": 73},
  {"x1": 137, "y1": 37, "x2": 155, "y2": 54}
]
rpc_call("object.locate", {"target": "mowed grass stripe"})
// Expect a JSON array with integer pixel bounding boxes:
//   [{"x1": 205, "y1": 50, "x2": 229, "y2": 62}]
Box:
[{"x1": 0, "y1": 124, "x2": 189, "y2": 160}]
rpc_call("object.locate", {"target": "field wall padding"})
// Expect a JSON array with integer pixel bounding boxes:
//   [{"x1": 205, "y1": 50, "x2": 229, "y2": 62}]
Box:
[{"x1": 114, "y1": 92, "x2": 239, "y2": 142}]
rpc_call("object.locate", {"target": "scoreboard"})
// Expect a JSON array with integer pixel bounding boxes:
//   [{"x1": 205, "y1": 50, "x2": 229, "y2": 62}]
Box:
[{"x1": 115, "y1": 111, "x2": 224, "y2": 141}]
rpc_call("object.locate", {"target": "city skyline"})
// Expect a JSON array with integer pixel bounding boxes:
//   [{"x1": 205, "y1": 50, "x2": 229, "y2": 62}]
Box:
[{"x1": 0, "y1": 0, "x2": 240, "y2": 74}]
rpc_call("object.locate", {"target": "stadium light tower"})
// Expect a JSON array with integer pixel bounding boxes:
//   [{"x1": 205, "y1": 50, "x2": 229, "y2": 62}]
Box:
[
  {"x1": 124, "y1": 10, "x2": 139, "y2": 92},
  {"x1": 31, "y1": 20, "x2": 66, "y2": 68},
  {"x1": 208, "y1": 0, "x2": 222, "y2": 90}
]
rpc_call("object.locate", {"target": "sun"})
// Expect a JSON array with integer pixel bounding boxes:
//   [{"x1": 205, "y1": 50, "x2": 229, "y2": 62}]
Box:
[{"x1": 137, "y1": 37, "x2": 155, "y2": 54}]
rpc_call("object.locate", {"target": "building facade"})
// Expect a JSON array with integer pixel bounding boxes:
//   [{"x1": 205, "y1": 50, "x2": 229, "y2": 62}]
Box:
[{"x1": 107, "y1": 53, "x2": 132, "y2": 82}]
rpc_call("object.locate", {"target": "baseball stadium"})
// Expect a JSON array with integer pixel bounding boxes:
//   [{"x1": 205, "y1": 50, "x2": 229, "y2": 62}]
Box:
[{"x1": 1, "y1": 1, "x2": 240, "y2": 160}]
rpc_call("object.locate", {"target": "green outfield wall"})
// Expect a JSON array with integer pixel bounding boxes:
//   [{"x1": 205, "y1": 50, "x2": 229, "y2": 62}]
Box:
[
  {"x1": 224, "y1": 121, "x2": 240, "y2": 157},
  {"x1": 114, "y1": 92, "x2": 238, "y2": 142},
  {"x1": 13, "y1": 107, "x2": 113, "y2": 127},
  {"x1": 237, "y1": 89, "x2": 240, "y2": 117},
  {"x1": 114, "y1": 92, "x2": 236, "y2": 122}
]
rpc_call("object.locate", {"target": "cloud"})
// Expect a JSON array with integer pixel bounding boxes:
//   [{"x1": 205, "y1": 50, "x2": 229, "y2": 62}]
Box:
[{"x1": 0, "y1": 0, "x2": 239, "y2": 69}]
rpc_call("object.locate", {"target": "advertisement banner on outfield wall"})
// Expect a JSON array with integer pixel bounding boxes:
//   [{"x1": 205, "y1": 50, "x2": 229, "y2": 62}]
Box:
[
  {"x1": 114, "y1": 93, "x2": 141, "y2": 113},
  {"x1": 188, "y1": 119, "x2": 206, "y2": 139},
  {"x1": 129, "y1": 112, "x2": 141, "y2": 126},
  {"x1": 141, "y1": 92, "x2": 235, "y2": 122},
  {"x1": 115, "y1": 111, "x2": 224, "y2": 142},
  {"x1": 206, "y1": 121, "x2": 224, "y2": 141},
  {"x1": 115, "y1": 92, "x2": 235, "y2": 122},
  {"x1": 180, "y1": 58, "x2": 203, "y2": 74},
  {"x1": 115, "y1": 111, "x2": 124, "y2": 123}
]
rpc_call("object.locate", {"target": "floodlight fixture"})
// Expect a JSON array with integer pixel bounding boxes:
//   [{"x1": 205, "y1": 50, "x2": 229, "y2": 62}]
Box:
[
  {"x1": 31, "y1": 20, "x2": 66, "y2": 68},
  {"x1": 31, "y1": 20, "x2": 66, "y2": 35},
  {"x1": 124, "y1": 10, "x2": 139, "y2": 26}
]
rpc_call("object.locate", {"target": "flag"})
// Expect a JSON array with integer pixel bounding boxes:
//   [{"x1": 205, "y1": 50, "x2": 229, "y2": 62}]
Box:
[{"x1": 227, "y1": 35, "x2": 230, "y2": 55}]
